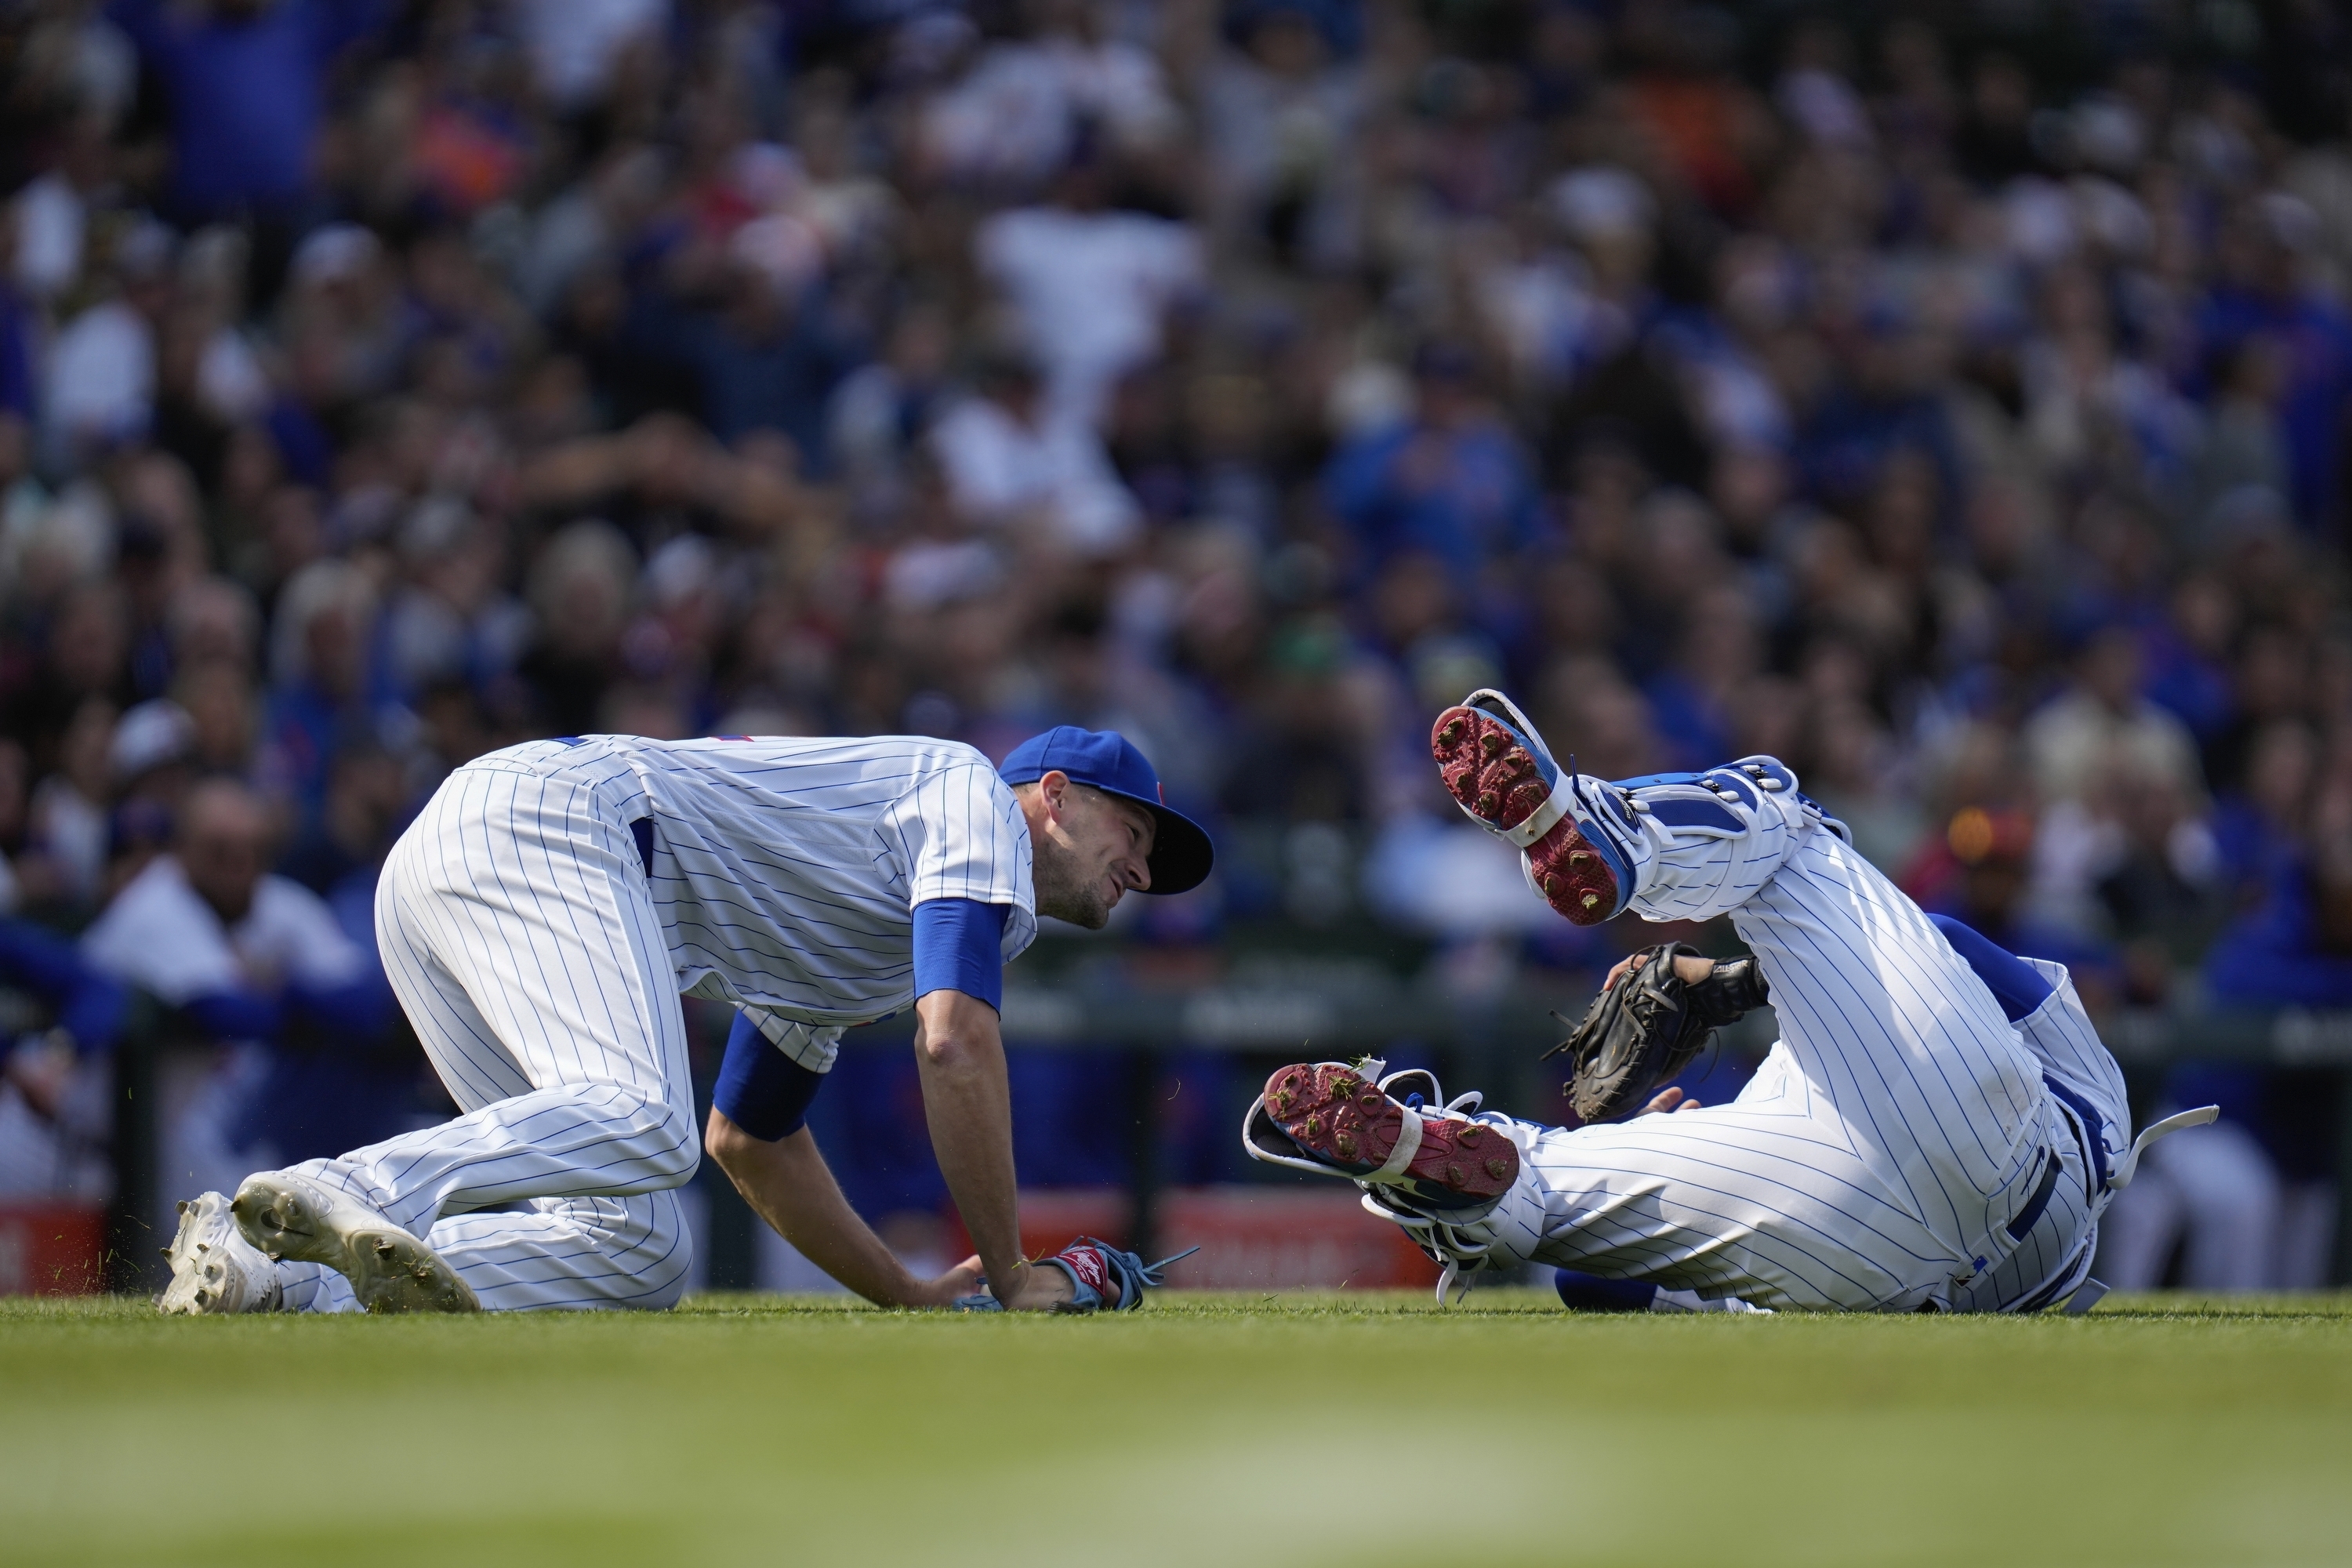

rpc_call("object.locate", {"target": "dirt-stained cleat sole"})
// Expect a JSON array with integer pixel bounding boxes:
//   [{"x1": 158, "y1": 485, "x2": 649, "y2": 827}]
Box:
[
  {"x1": 1259, "y1": 1062, "x2": 1519, "y2": 1202},
  {"x1": 231, "y1": 1172, "x2": 478, "y2": 1314},
  {"x1": 1431, "y1": 703, "x2": 1623, "y2": 924},
  {"x1": 158, "y1": 1191, "x2": 281, "y2": 1315}
]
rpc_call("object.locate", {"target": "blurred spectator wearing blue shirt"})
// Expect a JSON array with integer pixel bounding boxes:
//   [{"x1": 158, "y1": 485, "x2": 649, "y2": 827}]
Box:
[
  {"x1": 2192, "y1": 195, "x2": 2352, "y2": 532},
  {"x1": 110, "y1": 0, "x2": 387, "y2": 236},
  {"x1": 1324, "y1": 342, "x2": 1546, "y2": 609}
]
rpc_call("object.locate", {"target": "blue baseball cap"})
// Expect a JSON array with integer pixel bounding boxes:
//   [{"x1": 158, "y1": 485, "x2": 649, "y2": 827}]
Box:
[{"x1": 998, "y1": 727, "x2": 1214, "y2": 895}]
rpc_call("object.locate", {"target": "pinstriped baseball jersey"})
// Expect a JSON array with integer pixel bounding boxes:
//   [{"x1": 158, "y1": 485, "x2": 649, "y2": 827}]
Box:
[
  {"x1": 1462, "y1": 758, "x2": 2129, "y2": 1313},
  {"x1": 265, "y1": 732, "x2": 1041, "y2": 1313},
  {"x1": 490, "y1": 734, "x2": 1039, "y2": 1072}
]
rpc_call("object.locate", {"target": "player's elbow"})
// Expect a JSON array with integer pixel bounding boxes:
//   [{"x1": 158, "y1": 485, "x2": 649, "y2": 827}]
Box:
[
  {"x1": 705, "y1": 1109, "x2": 759, "y2": 1181},
  {"x1": 913, "y1": 989, "x2": 1002, "y2": 1073},
  {"x1": 917, "y1": 1029, "x2": 985, "y2": 1071}
]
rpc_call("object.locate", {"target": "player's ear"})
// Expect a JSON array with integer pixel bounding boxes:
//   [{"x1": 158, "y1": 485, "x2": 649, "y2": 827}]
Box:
[{"x1": 1038, "y1": 769, "x2": 1071, "y2": 820}]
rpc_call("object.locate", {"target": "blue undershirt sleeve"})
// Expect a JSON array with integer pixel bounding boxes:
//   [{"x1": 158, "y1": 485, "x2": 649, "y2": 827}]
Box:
[
  {"x1": 713, "y1": 1011, "x2": 825, "y2": 1142},
  {"x1": 0, "y1": 917, "x2": 128, "y2": 1051},
  {"x1": 911, "y1": 898, "x2": 1011, "y2": 1013},
  {"x1": 1928, "y1": 914, "x2": 2056, "y2": 1024}
]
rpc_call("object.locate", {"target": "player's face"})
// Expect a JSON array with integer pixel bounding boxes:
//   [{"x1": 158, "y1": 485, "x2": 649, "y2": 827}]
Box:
[{"x1": 1034, "y1": 786, "x2": 1156, "y2": 929}]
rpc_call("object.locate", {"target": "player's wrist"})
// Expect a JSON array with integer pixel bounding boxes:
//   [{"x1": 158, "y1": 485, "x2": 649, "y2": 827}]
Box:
[{"x1": 994, "y1": 1258, "x2": 1076, "y2": 1310}]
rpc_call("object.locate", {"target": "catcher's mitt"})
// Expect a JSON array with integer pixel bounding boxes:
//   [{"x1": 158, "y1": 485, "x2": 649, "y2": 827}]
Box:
[{"x1": 1544, "y1": 943, "x2": 1768, "y2": 1123}]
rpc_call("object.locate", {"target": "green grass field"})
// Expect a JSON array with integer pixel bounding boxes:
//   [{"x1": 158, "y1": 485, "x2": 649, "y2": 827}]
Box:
[{"x1": 4, "y1": 1293, "x2": 2349, "y2": 1568}]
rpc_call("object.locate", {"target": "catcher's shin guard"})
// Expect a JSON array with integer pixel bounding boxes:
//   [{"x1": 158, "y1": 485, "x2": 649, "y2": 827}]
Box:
[
  {"x1": 1242, "y1": 1059, "x2": 1544, "y2": 1304},
  {"x1": 1429, "y1": 690, "x2": 1644, "y2": 924},
  {"x1": 1436, "y1": 690, "x2": 1849, "y2": 929},
  {"x1": 1360, "y1": 1181, "x2": 1523, "y2": 1304},
  {"x1": 1243, "y1": 1060, "x2": 1519, "y2": 1207}
]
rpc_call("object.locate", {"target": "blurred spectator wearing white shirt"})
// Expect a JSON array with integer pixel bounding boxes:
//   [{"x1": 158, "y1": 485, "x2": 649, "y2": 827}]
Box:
[
  {"x1": 929, "y1": 341, "x2": 1142, "y2": 558},
  {"x1": 975, "y1": 154, "x2": 1203, "y2": 430},
  {"x1": 508, "y1": 0, "x2": 670, "y2": 114},
  {"x1": 922, "y1": 0, "x2": 1181, "y2": 193},
  {"x1": 81, "y1": 778, "x2": 370, "y2": 1221}
]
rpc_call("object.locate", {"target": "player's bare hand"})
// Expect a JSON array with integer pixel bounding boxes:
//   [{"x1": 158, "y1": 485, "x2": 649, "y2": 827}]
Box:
[
  {"x1": 1606, "y1": 952, "x2": 1719, "y2": 990},
  {"x1": 906, "y1": 1254, "x2": 988, "y2": 1308},
  {"x1": 1636, "y1": 1087, "x2": 1702, "y2": 1116}
]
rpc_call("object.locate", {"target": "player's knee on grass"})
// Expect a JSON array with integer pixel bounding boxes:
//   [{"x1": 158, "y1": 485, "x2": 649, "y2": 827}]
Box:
[{"x1": 586, "y1": 1087, "x2": 702, "y2": 1188}]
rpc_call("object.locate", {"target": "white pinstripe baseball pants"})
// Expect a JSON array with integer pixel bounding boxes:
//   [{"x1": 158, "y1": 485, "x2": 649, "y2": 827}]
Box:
[
  {"x1": 272, "y1": 756, "x2": 699, "y2": 1312},
  {"x1": 1480, "y1": 773, "x2": 2127, "y2": 1312}
]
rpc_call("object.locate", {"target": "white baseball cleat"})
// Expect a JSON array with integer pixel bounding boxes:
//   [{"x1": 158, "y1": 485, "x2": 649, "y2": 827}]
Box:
[
  {"x1": 158, "y1": 1191, "x2": 282, "y2": 1315},
  {"x1": 231, "y1": 1171, "x2": 478, "y2": 1314}
]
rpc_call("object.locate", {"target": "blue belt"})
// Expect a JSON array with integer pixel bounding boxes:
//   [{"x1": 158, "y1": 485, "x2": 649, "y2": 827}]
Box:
[
  {"x1": 2042, "y1": 1073, "x2": 2111, "y2": 1200},
  {"x1": 2005, "y1": 1149, "x2": 2063, "y2": 1241}
]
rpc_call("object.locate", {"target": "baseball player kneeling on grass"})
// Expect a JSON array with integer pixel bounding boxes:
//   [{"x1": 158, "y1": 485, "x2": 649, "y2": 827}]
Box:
[
  {"x1": 161, "y1": 726, "x2": 1209, "y2": 1315},
  {"x1": 1247, "y1": 690, "x2": 2217, "y2": 1314}
]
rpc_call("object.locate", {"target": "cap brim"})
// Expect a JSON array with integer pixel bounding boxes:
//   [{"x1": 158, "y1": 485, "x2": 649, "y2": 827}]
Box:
[{"x1": 1096, "y1": 789, "x2": 1214, "y2": 896}]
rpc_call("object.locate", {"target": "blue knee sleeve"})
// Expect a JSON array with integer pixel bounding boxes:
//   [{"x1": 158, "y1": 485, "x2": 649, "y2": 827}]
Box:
[
  {"x1": 1555, "y1": 1269, "x2": 1659, "y2": 1312},
  {"x1": 1928, "y1": 914, "x2": 2055, "y2": 1024},
  {"x1": 713, "y1": 1011, "x2": 824, "y2": 1141}
]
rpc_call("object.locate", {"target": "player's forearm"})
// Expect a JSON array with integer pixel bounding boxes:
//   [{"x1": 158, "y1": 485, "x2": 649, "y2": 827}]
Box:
[
  {"x1": 912, "y1": 999, "x2": 1027, "y2": 1294},
  {"x1": 706, "y1": 1114, "x2": 925, "y2": 1306}
]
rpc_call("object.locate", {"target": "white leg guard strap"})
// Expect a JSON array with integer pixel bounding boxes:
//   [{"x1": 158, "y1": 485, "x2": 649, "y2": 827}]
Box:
[
  {"x1": 1367, "y1": 1109, "x2": 1424, "y2": 1181},
  {"x1": 2109, "y1": 1105, "x2": 2220, "y2": 1194}
]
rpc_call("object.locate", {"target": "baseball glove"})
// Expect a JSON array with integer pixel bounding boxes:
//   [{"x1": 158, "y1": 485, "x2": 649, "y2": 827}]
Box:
[
  {"x1": 1544, "y1": 943, "x2": 1769, "y2": 1123},
  {"x1": 953, "y1": 1236, "x2": 1199, "y2": 1313}
]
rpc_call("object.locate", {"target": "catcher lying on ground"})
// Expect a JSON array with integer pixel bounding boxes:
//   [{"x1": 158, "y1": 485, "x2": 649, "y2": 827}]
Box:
[{"x1": 1244, "y1": 689, "x2": 2216, "y2": 1314}]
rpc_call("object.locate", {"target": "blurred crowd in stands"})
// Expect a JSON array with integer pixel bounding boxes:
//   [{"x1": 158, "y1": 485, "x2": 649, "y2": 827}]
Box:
[{"x1": 1, "y1": 0, "x2": 2350, "y2": 1290}]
